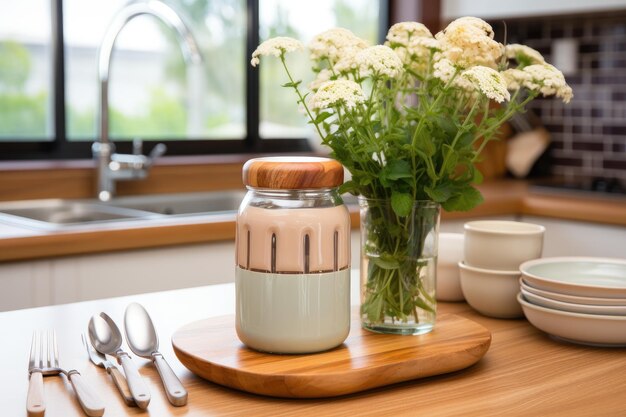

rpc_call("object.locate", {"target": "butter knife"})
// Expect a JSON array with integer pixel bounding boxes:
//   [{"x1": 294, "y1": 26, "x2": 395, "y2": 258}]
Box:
[{"x1": 81, "y1": 334, "x2": 135, "y2": 406}]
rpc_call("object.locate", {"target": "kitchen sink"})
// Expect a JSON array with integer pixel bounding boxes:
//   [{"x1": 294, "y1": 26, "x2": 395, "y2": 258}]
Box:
[
  {"x1": 0, "y1": 190, "x2": 247, "y2": 230},
  {"x1": 0, "y1": 190, "x2": 357, "y2": 231},
  {"x1": 0, "y1": 199, "x2": 161, "y2": 230},
  {"x1": 107, "y1": 190, "x2": 247, "y2": 216}
]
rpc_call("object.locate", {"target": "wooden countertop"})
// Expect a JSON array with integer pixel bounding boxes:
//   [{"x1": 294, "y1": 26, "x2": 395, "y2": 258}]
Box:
[
  {"x1": 0, "y1": 180, "x2": 624, "y2": 263},
  {"x1": 1, "y1": 275, "x2": 625, "y2": 417}
]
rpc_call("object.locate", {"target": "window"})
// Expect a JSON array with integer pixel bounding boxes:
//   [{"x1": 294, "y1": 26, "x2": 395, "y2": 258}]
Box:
[
  {"x1": 64, "y1": 0, "x2": 246, "y2": 141},
  {"x1": 0, "y1": 0, "x2": 385, "y2": 160},
  {"x1": 259, "y1": 0, "x2": 380, "y2": 139},
  {"x1": 0, "y1": 0, "x2": 53, "y2": 141}
]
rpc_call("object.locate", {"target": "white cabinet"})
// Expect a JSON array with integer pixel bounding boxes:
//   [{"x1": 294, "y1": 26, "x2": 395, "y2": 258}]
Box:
[
  {"x1": 521, "y1": 216, "x2": 626, "y2": 258},
  {"x1": 0, "y1": 242, "x2": 235, "y2": 312},
  {"x1": 0, "y1": 260, "x2": 50, "y2": 311}
]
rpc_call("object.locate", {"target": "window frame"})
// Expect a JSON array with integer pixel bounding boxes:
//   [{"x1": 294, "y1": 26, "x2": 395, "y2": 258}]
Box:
[{"x1": 0, "y1": 0, "x2": 389, "y2": 161}]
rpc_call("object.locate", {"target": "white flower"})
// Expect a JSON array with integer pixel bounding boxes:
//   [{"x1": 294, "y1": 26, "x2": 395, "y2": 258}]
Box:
[
  {"x1": 460, "y1": 66, "x2": 510, "y2": 103},
  {"x1": 435, "y1": 17, "x2": 503, "y2": 69},
  {"x1": 386, "y1": 22, "x2": 432, "y2": 46},
  {"x1": 309, "y1": 68, "x2": 333, "y2": 91},
  {"x1": 433, "y1": 58, "x2": 458, "y2": 83},
  {"x1": 385, "y1": 22, "x2": 439, "y2": 74},
  {"x1": 332, "y1": 46, "x2": 364, "y2": 74},
  {"x1": 250, "y1": 37, "x2": 303, "y2": 67},
  {"x1": 309, "y1": 79, "x2": 365, "y2": 110},
  {"x1": 445, "y1": 17, "x2": 495, "y2": 38},
  {"x1": 354, "y1": 45, "x2": 403, "y2": 78},
  {"x1": 505, "y1": 44, "x2": 545, "y2": 66},
  {"x1": 413, "y1": 37, "x2": 440, "y2": 50},
  {"x1": 334, "y1": 55, "x2": 358, "y2": 74},
  {"x1": 390, "y1": 37, "x2": 440, "y2": 74},
  {"x1": 522, "y1": 64, "x2": 573, "y2": 103},
  {"x1": 501, "y1": 68, "x2": 530, "y2": 91},
  {"x1": 308, "y1": 28, "x2": 369, "y2": 64}
]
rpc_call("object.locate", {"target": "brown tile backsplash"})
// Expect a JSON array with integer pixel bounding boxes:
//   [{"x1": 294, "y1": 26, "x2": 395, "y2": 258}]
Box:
[{"x1": 490, "y1": 12, "x2": 626, "y2": 186}]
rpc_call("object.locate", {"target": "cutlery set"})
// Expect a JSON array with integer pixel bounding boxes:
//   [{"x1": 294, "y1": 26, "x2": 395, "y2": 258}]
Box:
[{"x1": 27, "y1": 303, "x2": 187, "y2": 416}]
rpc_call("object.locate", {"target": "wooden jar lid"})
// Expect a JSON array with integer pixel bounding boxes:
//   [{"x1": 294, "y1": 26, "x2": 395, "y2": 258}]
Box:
[{"x1": 242, "y1": 157, "x2": 344, "y2": 189}]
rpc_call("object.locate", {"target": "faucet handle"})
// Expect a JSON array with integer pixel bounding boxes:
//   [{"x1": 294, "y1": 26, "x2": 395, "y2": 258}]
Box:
[{"x1": 148, "y1": 143, "x2": 167, "y2": 162}]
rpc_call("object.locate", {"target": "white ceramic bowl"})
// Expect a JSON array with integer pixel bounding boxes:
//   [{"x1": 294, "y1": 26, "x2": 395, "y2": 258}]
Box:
[
  {"x1": 518, "y1": 294, "x2": 626, "y2": 346},
  {"x1": 520, "y1": 278, "x2": 626, "y2": 307},
  {"x1": 436, "y1": 233, "x2": 465, "y2": 301},
  {"x1": 520, "y1": 257, "x2": 626, "y2": 299},
  {"x1": 458, "y1": 262, "x2": 523, "y2": 318},
  {"x1": 520, "y1": 287, "x2": 626, "y2": 316},
  {"x1": 464, "y1": 220, "x2": 545, "y2": 271}
]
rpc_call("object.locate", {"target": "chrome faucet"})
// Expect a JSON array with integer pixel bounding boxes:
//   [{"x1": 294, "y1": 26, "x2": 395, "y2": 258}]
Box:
[{"x1": 93, "y1": 0, "x2": 202, "y2": 201}]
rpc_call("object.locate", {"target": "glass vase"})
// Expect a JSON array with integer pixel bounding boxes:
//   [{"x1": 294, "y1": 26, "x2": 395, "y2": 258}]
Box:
[{"x1": 359, "y1": 197, "x2": 440, "y2": 335}]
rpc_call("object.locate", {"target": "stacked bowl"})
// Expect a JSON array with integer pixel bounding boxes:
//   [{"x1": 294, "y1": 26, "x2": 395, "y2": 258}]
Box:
[
  {"x1": 436, "y1": 233, "x2": 465, "y2": 302},
  {"x1": 518, "y1": 257, "x2": 626, "y2": 346},
  {"x1": 458, "y1": 220, "x2": 545, "y2": 318}
]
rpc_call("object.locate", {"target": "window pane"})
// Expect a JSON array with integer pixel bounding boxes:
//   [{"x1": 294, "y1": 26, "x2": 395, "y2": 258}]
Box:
[
  {"x1": 259, "y1": 0, "x2": 380, "y2": 139},
  {"x1": 64, "y1": 0, "x2": 245, "y2": 141},
  {"x1": 0, "y1": 0, "x2": 53, "y2": 141}
]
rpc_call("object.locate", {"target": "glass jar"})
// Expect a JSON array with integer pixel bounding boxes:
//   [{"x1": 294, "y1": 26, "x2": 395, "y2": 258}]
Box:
[{"x1": 235, "y1": 157, "x2": 351, "y2": 354}]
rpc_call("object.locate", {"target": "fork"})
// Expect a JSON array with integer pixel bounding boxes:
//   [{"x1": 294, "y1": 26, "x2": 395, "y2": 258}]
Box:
[
  {"x1": 27, "y1": 330, "x2": 105, "y2": 417},
  {"x1": 82, "y1": 334, "x2": 135, "y2": 406},
  {"x1": 27, "y1": 331, "x2": 46, "y2": 416}
]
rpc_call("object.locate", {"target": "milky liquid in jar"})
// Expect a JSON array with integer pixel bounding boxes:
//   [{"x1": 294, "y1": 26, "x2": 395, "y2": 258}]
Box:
[{"x1": 235, "y1": 157, "x2": 351, "y2": 354}]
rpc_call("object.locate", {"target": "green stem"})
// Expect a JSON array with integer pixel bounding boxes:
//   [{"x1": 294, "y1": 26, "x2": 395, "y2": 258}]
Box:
[
  {"x1": 471, "y1": 91, "x2": 537, "y2": 161},
  {"x1": 437, "y1": 98, "x2": 481, "y2": 178},
  {"x1": 279, "y1": 55, "x2": 326, "y2": 142}
]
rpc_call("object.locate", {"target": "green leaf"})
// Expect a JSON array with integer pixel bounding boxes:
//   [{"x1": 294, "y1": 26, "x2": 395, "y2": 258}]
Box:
[
  {"x1": 338, "y1": 180, "x2": 359, "y2": 195},
  {"x1": 312, "y1": 111, "x2": 332, "y2": 124},
  {"x1": 415, "y1": 150, "x2": 438, "y2": 181},
  {"x1": 437, "y1": 116, "x2": 457, "y2": 137},
  {"x1": 383, "y1": 160, "x2": 412, "y2": 181},
  {"x1": 457, "y1": 131, "x2": 475, "y2": 147},
  {"x1": 362, "y1": 292, "x2": 384, "y2": 322},
  {"x1": 371, "y1": 256, "x2": 400, "y2": 270},
  {"x1": 424, "y1": 183, "x2": 454, "y2": 203},
  {"x1": 442, "y1": 186, "x2": 484, "y2": 212},
  {"x1": 473, "y1": 168, "x2": 484, "y2": 184},
  {"x1": 391, "y1": 191, "x2": 413, "y2": 217},
  {"x1": 413, "y1": 297, "x2": 436, "y2": 314},
  {"x1": 281, "y1": 80, "x2": 302, "y2": 88},
  {"x1": 413, "y1": 130, "x2": 436, "y2": 157},
  {"x1": 441, "y1": 144, "x2": 459, "y2": 176}
]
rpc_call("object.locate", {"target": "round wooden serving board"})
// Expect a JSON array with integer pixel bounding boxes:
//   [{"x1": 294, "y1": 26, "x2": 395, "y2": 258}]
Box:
[{"x1": 172, "y1": 312, "x2": 491, "y2": 398}]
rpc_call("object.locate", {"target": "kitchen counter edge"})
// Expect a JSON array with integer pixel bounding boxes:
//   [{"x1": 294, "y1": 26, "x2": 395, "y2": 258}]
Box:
[{"x1": 0, "y1": 180, "x2": 624, "y2": 262}]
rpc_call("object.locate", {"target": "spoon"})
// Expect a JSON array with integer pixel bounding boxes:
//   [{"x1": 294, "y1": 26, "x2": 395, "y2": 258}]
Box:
[
  {"x1": 88, "y1": 312, "x2": 151, "y2": 409},
  {"x1": 124, "y1": 303, "x2": 188, "y2": 406}
]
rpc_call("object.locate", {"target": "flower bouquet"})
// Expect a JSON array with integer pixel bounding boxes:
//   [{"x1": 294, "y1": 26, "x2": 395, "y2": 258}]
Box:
[{"x1": 251, "y1": 17, "x2": 571, "y2": 334}]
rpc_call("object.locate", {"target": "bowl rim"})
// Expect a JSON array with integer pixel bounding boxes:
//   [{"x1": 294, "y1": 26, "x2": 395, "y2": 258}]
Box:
[
  {"x1": 464, "y1": 220, "x2": 545, "y2": 235},
  {"x1": 519, "y1": 257, "x2": 626, "y2": 291},
  {"x1": 517, "y1": 293, "x2": 626, "y2": 321},
  {"x1": 519, "y1": 287, "x2": 626, "y2": 314},
  {"x1": 519, "y1": 277, "x2": 626, "y2": 305},
  {"x1": 458, "y1": 261, "x2": 520, "y2": 276}
]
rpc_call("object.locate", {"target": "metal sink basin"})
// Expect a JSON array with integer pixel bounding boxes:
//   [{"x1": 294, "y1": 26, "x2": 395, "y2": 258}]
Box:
[
  {"x1": 107, "y1": 190, "x2": 246, "y2": 216},
  {"x1": 0, "y1": 199, "x2": 161, "y2": 230},
  {"x1": 0, "y1": 190, "x2": 359, "y2": 231},
  {"x1": 0, "y1": 190, "x2": 246, "y2": 230}
]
